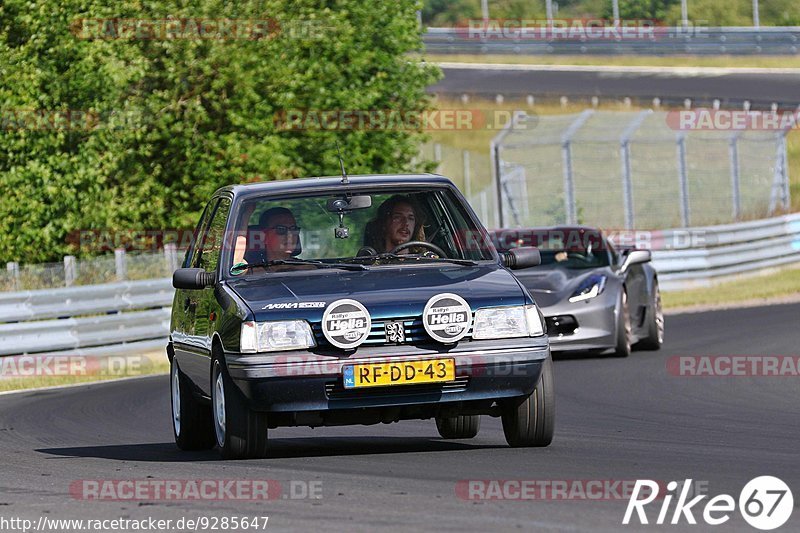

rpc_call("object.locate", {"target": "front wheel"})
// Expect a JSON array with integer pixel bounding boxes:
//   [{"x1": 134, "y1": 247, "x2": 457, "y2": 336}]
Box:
[
  {"x1": 613, "y1": 289, "x2": 632, "y2": 358},
  {"x1": 212, "y1": 357, "x2": 269, "y2": 459},
  {"x1": 637, "y1": 281, "x2": 664, "y2": 350},
  {"x1": 436, "y1": 415, "x2": 480, "y2": 439},
  {"x1": 502, "y1": 356, "x2": 555, "y2": 447},
  {"x1": 171, "y1": 357, "x2": 215, "y2": 451}
]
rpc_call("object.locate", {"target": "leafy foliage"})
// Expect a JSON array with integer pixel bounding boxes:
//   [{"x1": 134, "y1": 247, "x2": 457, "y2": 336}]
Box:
[{"x1": 0, "y1": 0, "x2": 440, "y2": 262}]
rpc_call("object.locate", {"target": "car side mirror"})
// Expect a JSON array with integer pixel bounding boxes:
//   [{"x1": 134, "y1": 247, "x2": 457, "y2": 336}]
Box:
[
  {"x1": 173, "y1": 268, "x2": 216, "y2": 289},
  {"x1": 502, "y1": 247, "x2": 541, "y2": 270},
  {"x1": 619, "y1": 250, "x2": 651, "y2": 274}
]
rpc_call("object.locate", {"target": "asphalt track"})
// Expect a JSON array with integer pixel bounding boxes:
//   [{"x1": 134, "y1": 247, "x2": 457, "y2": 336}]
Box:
[
  {"x1": 432, "y1": 63, "x2": 800, "y2": 108},
  {"x1": 1, "y1": 303, "x2": 799, "y2": 532}
]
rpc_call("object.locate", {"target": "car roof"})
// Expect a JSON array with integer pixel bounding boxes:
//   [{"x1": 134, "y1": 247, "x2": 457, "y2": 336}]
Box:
[{"x1": 214, "y1": 174, "x2": 457, "y2": 200}]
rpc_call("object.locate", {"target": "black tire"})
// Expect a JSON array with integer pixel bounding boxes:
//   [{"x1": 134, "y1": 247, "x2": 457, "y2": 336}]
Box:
[
  {"x1": 436, "y1": 415, "x2": 480, "y2": 439},
  {"x1": 613, "y1": 289, "x2": 632, "y2": 358},
  {"x1": 502, "y1": 356, "x2": 555, "y2": 448},
  {"x1": 637, "y1": 280, "x2": 664, "y2": 350},
  {"x1": 211, "y1": 356, "x2": 269, "y2": 459},
  {"x1": 171, "y1": 357, "x2": 215, "y2": 451}
]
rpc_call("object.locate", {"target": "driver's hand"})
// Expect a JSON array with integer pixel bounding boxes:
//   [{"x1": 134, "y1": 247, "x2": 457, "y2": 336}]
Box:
[{"x1": 555, "y1": 251, "x2": 568, "y2": 262}]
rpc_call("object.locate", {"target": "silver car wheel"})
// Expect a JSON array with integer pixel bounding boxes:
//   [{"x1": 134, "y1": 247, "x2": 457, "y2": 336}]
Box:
[{"x1": 213, "y1": 369, "x2": 226, "y2": 447}]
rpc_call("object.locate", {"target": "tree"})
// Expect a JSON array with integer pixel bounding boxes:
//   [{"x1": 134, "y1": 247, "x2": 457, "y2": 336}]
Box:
[{"x1": 0, "y1": 0, "x2": 440, "y2": 263}]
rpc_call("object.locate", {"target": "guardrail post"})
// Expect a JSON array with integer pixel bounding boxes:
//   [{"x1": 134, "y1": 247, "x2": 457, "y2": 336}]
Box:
[
  {"x1": 64, "y1": 255, "x2": 77, "y2": 287},
  {"x1": 6, "y1": 262, "x2": 20, "y2": 291},
  {"x1": 729, "y1": 133, "x2": 741, "y2": 220},
  {"x1": 164, "y1": 243, "x2": 180, "y2": 275},
  {"x1": 677, "y1": 134, "x2": 690, "y2": 227},
  {"x1": 114, "y1": 248, "x2": 127, "y2": 281}
]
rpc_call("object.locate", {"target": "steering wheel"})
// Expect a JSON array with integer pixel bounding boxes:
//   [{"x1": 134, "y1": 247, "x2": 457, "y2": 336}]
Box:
[
  {"x1": 389, "y1": 241, "x2": 446, "y2": 257},
  {"x1": 356, "y1": 246, "x2": 377, "y2": 257}
]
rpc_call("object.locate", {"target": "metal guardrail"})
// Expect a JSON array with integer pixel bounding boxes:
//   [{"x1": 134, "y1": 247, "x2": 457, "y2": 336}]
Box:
[
  {"x1": 650, "y1": 213, "x2": 800, "y2": 290},
  {"x1": 0, "y1": 279, "x2": 173, "y2": 356},
  {"x1": 424, "y1": 26, "x2": 800, "y2": 55},
  {"x1": 1, "y1": 214, "x2": 798, "y2": 355}
]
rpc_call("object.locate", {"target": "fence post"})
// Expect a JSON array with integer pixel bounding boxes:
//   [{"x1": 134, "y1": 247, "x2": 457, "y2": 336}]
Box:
[
  {"x1": 114, "y1": 248, "x2": 127, "y2": 281},
  {"x1": 164, "y1": 243, "x2": 179, "y2": 275},
  {"x1": 7, "y1": 262, "x2": 20, "y2": 291},
  {"x1": 781, "y1": 131, "x2": 791, "y2": 211},
  {"x1": 462, "y1": 150, "x2": 472, "y2": 200},
  {"x1": 676, "y1": 133, "x2": 690, "y2": 227},
  {"x1": 619, "y1": 110, "x2": 652, "y2": 230},
  {"x1": 769, "y1": 132, "x2": 790, "y2": 214},
  {"x1": 728, "y1": 134, "x2": 741, "y2": 220},
  {"x1": 64, "y1": 255, "x2": 77, "y2": 287},
  {"x1": 561, "y1": 110, "x2": 594, "y2": 225},
  {"x1": 433, "y1": 143, "x2": 442, "y2": 172}
]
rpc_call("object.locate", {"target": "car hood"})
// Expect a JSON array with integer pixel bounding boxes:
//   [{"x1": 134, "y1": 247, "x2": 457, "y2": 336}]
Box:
[
  {"x1": 226, "y1": 263, "x2": 529, "y2": 322},
  {"x1": 512, "y1": 265, "x2": 612, "y2": 308}
]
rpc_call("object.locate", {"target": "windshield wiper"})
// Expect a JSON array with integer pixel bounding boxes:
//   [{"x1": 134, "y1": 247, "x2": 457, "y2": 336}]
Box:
[
  {"x1": 348, "y1": 253, "x2": 478, "y2": 266},
  {"x1": 233, "y1": 259, "x2": 368, "y2": 274}
]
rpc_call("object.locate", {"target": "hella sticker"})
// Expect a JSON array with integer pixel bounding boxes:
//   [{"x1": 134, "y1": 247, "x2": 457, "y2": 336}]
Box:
[
  {"x1": 423, "y1": 293, "x2": 472, "y2": 344},
  {"x1": 321, "y1": 299, "x2": 371, "y2": 349}
]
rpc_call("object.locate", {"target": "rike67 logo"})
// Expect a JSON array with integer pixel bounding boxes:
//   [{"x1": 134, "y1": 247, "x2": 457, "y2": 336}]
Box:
[{"x1": 623, "y1": 476, "x2": 793, "y2": 530}]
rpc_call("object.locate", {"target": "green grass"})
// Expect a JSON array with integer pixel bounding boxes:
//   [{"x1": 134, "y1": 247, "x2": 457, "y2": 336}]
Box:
[
  {"x1": 0, "y1": 356, "x2": 169, "y2": 393},
  {"x1": 662, "y1": 266, "x2": 800, "y2": 309},
  {"x1": 422, "y1": 53, "x2": 800, "y2": 69}
]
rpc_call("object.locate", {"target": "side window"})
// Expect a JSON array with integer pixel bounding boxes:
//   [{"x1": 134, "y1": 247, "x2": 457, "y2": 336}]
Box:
[
  {"x1": 184, "y1": 200, "x2": 218, "y2": 268},
  {"x1": 197, "y1": 198, "x2": 232, "y2": 272}
]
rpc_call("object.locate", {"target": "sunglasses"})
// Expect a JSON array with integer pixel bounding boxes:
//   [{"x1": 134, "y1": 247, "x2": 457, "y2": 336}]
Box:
[{"x1": 267, "y1": 225, "x2": 301, "y2": 236}]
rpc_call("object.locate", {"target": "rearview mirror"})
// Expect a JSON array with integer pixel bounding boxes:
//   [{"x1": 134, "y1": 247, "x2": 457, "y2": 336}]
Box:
[
  {"x1": 326, "y1": 195, "x2": 372, "y2": 212},
  {"x1": 173, "y1": 268, "x2": 216, "y2": 290},
  {"x1": 502, "y1": 247, "x2": 541, "y2": 270},
  {"x1": 619, "y1": 250, "x2": 651, "y2": 274}
]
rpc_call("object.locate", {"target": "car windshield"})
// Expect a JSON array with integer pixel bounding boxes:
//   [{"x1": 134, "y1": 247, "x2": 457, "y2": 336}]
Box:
[
  {"x1": 226, "y1": 187, "x2": 495, "y2": 276},
  {"x1": 493, "y1": 229, "x2": 611, "y2": 269}
]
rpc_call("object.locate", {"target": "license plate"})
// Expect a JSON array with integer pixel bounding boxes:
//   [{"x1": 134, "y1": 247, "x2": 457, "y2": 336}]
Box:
[{"x1": 342, "y1": 358, "x2": 455, "y2": 389}]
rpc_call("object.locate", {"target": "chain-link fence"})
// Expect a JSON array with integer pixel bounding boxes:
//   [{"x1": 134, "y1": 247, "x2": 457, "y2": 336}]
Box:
[
  {"x1": 2, "y1": 246, "x2": 182, "y2": 292},
  {"x1": 492, "y1": 110, "x2": 791, "y2": 228}
]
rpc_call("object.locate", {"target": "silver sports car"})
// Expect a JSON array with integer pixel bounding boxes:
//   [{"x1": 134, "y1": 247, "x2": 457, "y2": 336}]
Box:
[{"x1": 492, "y1": 226, "x2": 664, "y2": 357}]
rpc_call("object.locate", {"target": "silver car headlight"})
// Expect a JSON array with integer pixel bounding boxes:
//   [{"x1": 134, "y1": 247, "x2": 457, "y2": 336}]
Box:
[
  {"x1": 569, "y1": 274, "x2": 607, "y2": 303},
  {"x1": 240, "y1": 320, "x2": 316, "y2": 353},
  {"x1": 473, "y1": 304, "x2": 545, "y2": 339}
]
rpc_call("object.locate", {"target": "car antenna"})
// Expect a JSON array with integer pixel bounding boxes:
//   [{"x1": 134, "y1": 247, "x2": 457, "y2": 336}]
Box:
[{"x1": 336, "y1": 142, "x2": 349, "y2": 184}]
